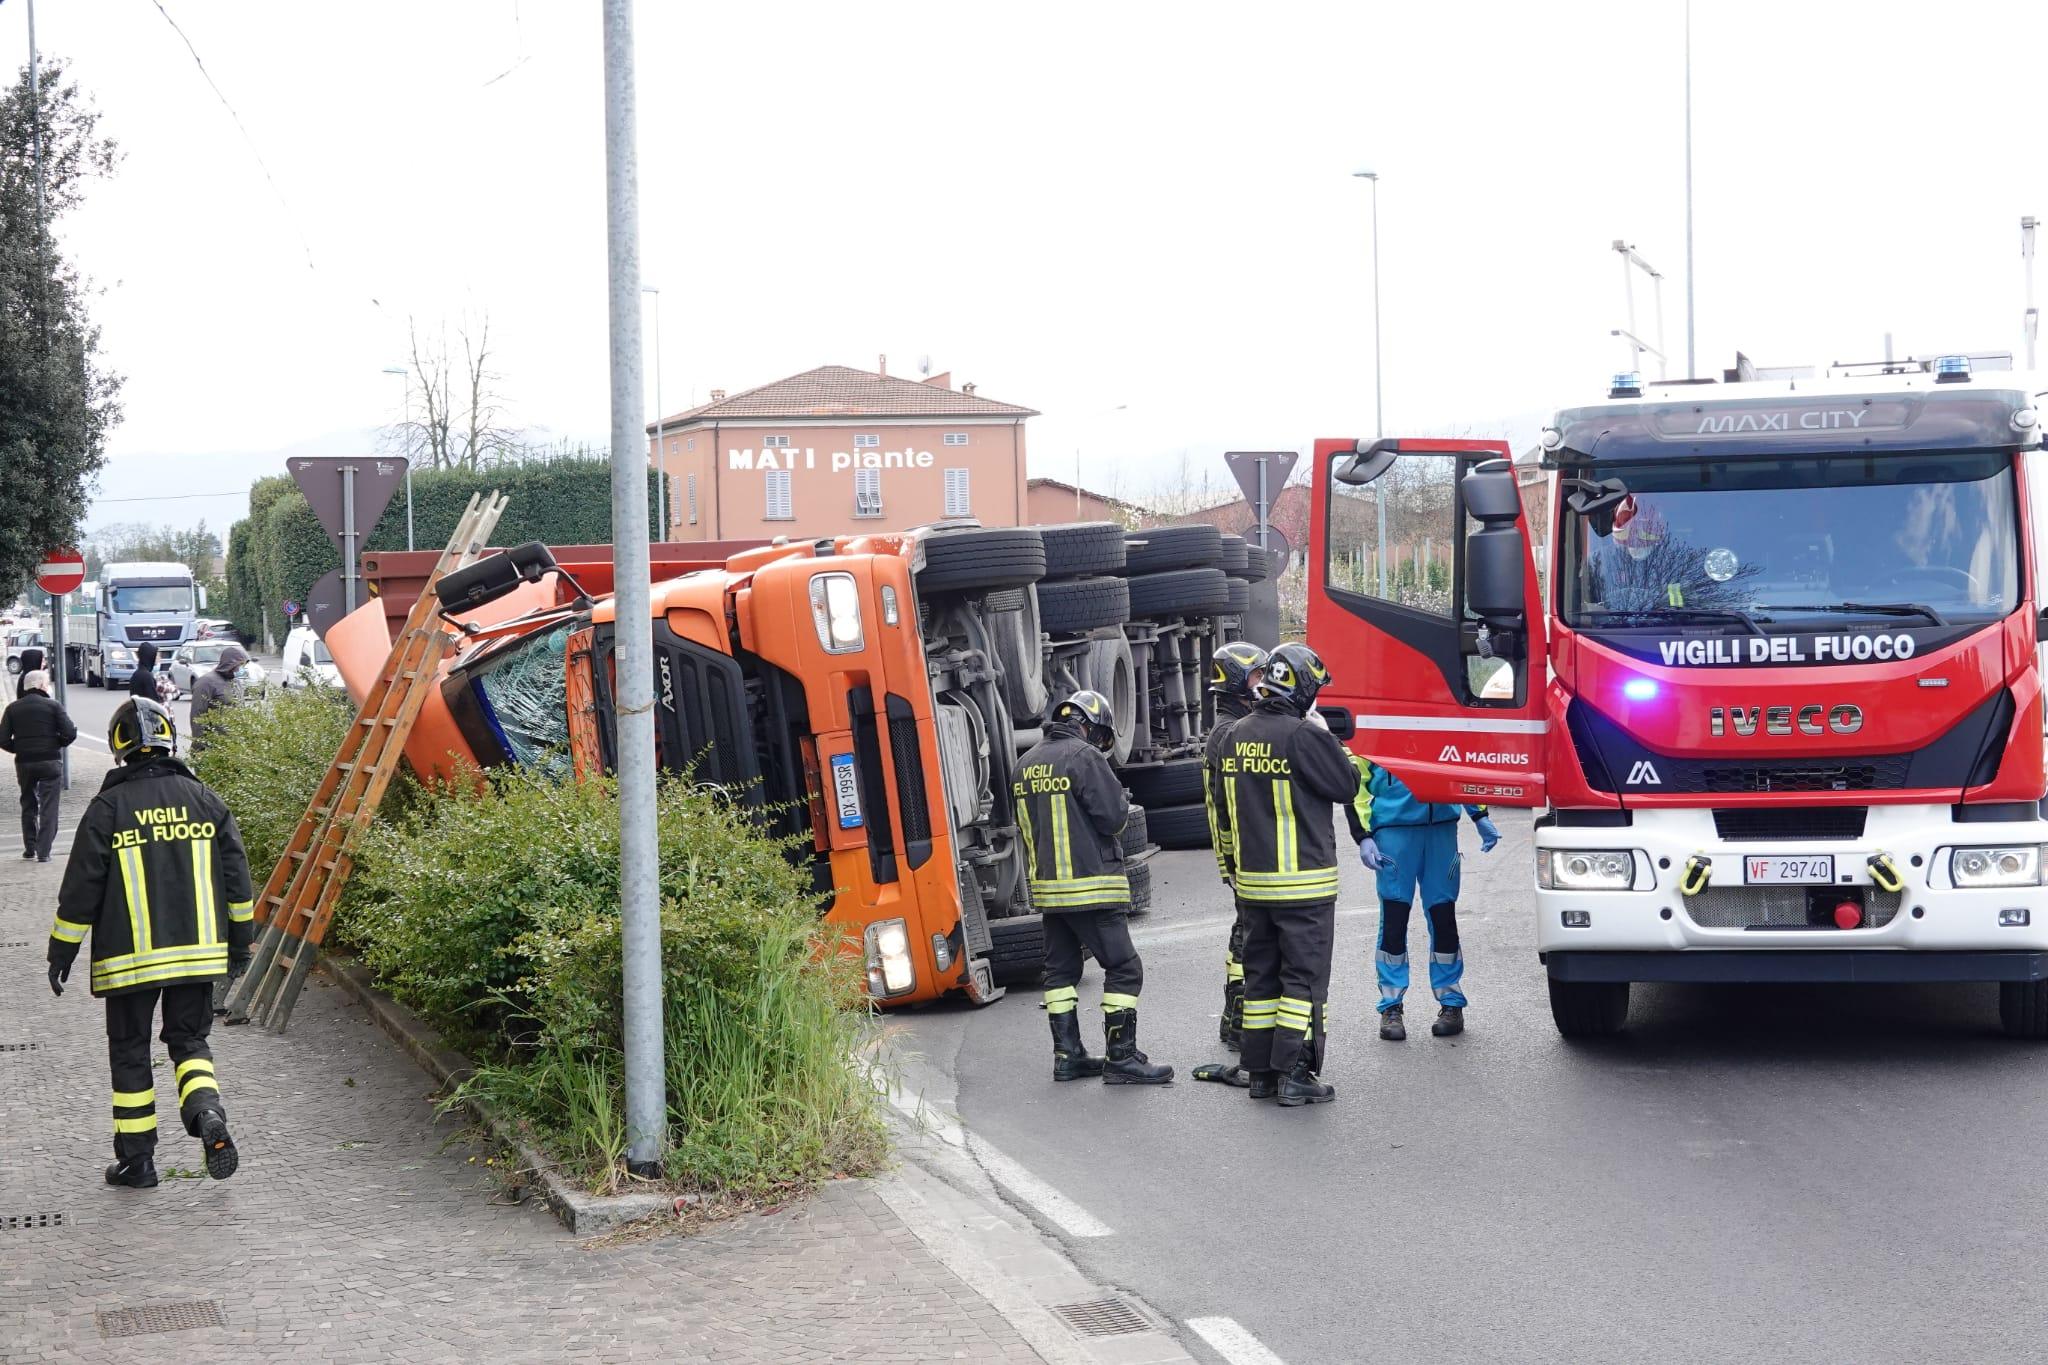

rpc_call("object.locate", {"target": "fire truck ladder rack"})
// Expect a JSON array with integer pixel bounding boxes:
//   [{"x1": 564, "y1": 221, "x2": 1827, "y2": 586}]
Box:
[{"x1": 226, "y1": 492, "x2": 507, "y2": 1032}]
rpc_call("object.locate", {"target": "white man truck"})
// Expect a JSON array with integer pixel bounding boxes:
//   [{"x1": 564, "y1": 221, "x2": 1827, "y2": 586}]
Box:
[{"x1": 67, "y1": 561, "x2": 206, "y2": 689}]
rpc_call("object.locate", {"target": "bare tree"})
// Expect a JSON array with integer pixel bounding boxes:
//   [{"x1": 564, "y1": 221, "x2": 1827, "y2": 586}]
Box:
[{"x1": 389, "y1": 313, "x2": 524, "y2": 470}]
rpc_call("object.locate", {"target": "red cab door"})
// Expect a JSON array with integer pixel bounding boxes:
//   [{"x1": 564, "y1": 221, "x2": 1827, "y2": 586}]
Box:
[{"x1": 1307, "y1": 436, "x2": 1549, "y2": 807}]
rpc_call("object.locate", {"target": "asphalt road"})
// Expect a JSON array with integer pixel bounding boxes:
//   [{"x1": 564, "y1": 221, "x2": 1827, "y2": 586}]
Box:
[{"x1": 897, "y1": 812, "x2": 2048, "y2": 1364}]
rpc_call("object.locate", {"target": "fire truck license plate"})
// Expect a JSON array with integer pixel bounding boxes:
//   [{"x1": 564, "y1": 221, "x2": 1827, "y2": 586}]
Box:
[
  {"x1": 1744, "y1": 854, "x2": 1834, "y2": 884},
  {"x1": 830, "y1": 753, "x2": 864, "y2": 830}
]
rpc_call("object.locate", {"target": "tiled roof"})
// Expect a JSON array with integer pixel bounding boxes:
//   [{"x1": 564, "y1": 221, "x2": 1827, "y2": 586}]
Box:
[{"x1": 650, "y1": 366, "x2": 1036, "y2": 430}]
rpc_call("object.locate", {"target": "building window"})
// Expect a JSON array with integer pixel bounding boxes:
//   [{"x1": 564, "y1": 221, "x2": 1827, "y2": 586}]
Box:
[
  {"x1": 667, "y1": 438, "x2": 679, "y2": 456},
  {"x1": 762, "y1": 435, "x2": 791, "y2": 449},
  {"x1": 854, "y1": 469, "x2": 883, "y2": 518},
  {"x1": 943, "y1": 432, "x2": 969, "y2": 446},
  {"x1": 854, "y1": 434, "x2": 879, "y2": 449},
  {"x1": 765, "y1": 469, "x2": 793, "y2": 520},
  {"x1": 685, "y1": 436, "x2": 695, "y2": 452},
  {"x1": 944, "y1": 467, "x2": 970, "y2": 517},
  {"x1": 687, "y1": 473, "x2": 699, "y2": 525}
]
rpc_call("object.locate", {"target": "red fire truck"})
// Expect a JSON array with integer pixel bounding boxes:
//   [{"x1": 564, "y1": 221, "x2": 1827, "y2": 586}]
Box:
[{"x1": 1309, "y1": 355, "x2": 2048, "y2": 1037}]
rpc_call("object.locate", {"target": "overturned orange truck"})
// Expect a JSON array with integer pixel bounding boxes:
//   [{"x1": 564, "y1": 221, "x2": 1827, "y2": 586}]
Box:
[{"x1": 329, "y1": 522, "x2": 1238, "y2": 1007}]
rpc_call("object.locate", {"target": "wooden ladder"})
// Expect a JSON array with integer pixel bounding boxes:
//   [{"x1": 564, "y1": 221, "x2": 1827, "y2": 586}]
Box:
[{"x1": 227, "y1": 492, "x2": 507, "y2": 1032}]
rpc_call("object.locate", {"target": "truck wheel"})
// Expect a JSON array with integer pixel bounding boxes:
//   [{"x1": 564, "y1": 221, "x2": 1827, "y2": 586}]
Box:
[
  {"x1": 1119, "y1": 804, "x2": 1151, "y2": 857},
  {"x1": 1547, "y1": 978, "x2": 1629, "y2": 1038},
  {"x1": 1037, "y1": 578, "x2": 1130, "y2": 634},
  {"x1": 1237, "y1": 544, "x2": 1271, "y2": 584},
  {"x1": 1127, "y1": 568, "x2": 1231, "y2": 620},
  {"x1": 88, "y1": 664, "x2": 103, "y2": 688},
  {"x1": 1123, "y1": 756, "x2": 1205, "y2": 808},
  {"x1": 919, "y1": 527, "x2": 1046, "y2": 595},
  {"x1": 1039, "y1": 522, "x2": 1128, "y2": 578},
  {"x1": 1127, "y1": 858, "x2": 1153, "y2": 916},
  {"x1": 1998, "y1": 980, "x2": 2048, "y2": 1038},
  {"x1": 1219, "y1": 534, "x2": 1250, "y2": 576},
  {"x1": 1145, "y1": 801, "x2": 1212, "y2": 849},
  {"x1": 1223, "y1": 577, "x2": 1251, "y2": 617},
  {"x1": 1124, "y1": 524, "x2": 1224, "y2": 574},
  {"x1": 989, "y1": 914, "x2": 1045, "y2": 987},
  {"x1": 1080, "y1": 633, "x2": 1137, "y2": 763}
]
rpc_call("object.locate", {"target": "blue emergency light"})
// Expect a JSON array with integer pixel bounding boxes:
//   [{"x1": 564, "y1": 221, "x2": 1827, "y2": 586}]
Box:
[
  {"x1": 1609, "y1": 371, "x2": 1644, "y2": 399},
  {"x1": 1934, "y1": 354, "x2": 1972, "y2": 384},
  {"x1": 1622, "y1": 678, "x2": 1659, "y2": 701}
]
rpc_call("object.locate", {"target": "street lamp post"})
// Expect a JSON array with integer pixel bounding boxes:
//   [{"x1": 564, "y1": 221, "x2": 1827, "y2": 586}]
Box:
[
  {"x1": 1354, "y1": 169, "x2": 1387, "y2": 595},
  {"x1": 642, "y1": 286, "x2": 666, "y2": 540},
  {"x1": 381, "y1": 365, "x2": 413, "y2": 550}
]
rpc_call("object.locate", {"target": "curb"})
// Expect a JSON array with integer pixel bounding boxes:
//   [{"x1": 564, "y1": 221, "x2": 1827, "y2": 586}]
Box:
[{"x1": 315, "y1": 953, "x2": 669, "y2": 1236}]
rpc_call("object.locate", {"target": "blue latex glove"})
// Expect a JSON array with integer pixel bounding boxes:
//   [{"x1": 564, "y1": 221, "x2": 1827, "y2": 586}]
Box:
[
  {"x1": 1473, "y1": 815, "x2": 1501, "y2": 853},
  {"x1": 1358, "y1": 836, "x2": 1389, "y2": 871}
]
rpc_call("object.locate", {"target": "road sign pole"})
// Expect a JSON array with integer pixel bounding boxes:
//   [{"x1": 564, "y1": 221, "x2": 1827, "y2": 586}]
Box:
[
  {"x1": 341, "y1": 464, "x2": 359, "y2": 615},
  {"x1": 50, "y1": 591, "x2": 67, "y2": 790}
]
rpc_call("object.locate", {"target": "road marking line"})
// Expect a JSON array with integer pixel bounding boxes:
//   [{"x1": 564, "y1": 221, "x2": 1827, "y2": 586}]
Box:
[
  {"x1": 1188, "y1": 1316, "x2": 1288, "y2": 1364},
  {"x1": 964, "y1": 1132, "x2": 1114, "y2": 1239}
]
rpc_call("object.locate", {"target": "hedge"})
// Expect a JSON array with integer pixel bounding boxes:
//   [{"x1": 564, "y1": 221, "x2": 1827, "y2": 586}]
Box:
[{"x1": 224, "y1": 457, "x2": 660, "y2": 643}]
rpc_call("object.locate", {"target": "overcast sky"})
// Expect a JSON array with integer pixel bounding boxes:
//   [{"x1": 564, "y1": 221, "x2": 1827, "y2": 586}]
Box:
[{"x1": 11, "y1": 0, "x2": 2048, "y2": 536}]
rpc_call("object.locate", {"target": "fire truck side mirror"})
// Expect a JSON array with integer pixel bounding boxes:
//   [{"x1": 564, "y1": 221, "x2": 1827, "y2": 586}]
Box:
[
  {"x1": 1462, "y1": 464, "x2": 1526, "y2": 632},
  {"x1": 1335, "y1": 438, "x2": 1400, "y2": 486}
]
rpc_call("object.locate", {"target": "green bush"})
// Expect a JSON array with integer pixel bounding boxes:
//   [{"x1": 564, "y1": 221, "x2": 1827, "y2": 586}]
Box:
[{"x1": 189, "y1": 683, "x2": 357, "y2": 879}]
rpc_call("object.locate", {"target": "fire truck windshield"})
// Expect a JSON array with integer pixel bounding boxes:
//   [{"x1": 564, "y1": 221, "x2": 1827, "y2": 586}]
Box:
[{"x1": 1560, "y1": 450, "x2": 2019, "y2": 629}]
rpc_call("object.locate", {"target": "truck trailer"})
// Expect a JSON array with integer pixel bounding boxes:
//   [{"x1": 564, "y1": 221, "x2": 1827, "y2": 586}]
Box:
[{"x1": 1309, "y1": 354, "x2": 2048, "y2": 1038}]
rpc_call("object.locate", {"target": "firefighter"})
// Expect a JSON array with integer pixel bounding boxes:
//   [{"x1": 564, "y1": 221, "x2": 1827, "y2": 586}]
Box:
[
  {"x1": 1192, "y1": 641, "x2": 1267, "y2": 1088},
  {"x1": 1350, "y1": 758, "x2": 1501, "y2": 1039},
  {"x1": 47, "y1": 696, "x2": 254, "y2": 1188},
  {"x1": 1015, "y1": 690, "x2": 1172, "y2": 1085},
  {"x1": 1225, "y1": 643, "x2": 1358, "y2": 1106}
]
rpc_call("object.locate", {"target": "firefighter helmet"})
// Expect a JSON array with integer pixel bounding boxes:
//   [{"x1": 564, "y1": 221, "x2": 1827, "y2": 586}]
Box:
[
  {"x1": 1257, "y1": 642, "x2": 1332, "y2": 716},
  {"x1": 1209, "y1": 641, "x2": 1269, "y2": 699},
  {"x1": 109, "y1": 696, "x2": 178, "y2": 764},
  {"x1": 1050, "y1": 689, "x2": 1118, "y2": 752}
]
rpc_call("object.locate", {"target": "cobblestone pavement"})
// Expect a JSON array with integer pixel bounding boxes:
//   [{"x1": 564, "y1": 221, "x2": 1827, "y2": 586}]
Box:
[{"x1": 0, "y1": 749, "x2": 1047, "y2": 1364}]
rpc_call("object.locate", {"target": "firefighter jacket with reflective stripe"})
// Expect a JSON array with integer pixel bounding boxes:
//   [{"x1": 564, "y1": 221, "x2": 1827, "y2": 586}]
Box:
[
  {"x1": 48, "y1": 757, "x2": 256, "y2": 997},
  {"x1": 1203, "y1": 697, "x2": 1254, "y2": 886},
  {"x1": 1221, "y1": 702, "x2": 1359, "y2": 904},
  {"x1": 1345, "y1": 754, "x2": 1487, "y2": 838},
  {"x1": 1013, "y1": 723, "x2": 1130, "y2": 912}
]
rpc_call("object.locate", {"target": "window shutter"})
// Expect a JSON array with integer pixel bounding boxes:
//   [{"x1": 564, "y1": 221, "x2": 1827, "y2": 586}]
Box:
[
  {"x1": 854, "y1": 469, "x2": 882, "y2": 517},
  {"x1": 687, "y1": 473, "x2": 699, "y2": 524},
  {"x1": 944, "y1": 467, "x2": 970, "y2": 517},
  {"x1": 766, "y1": 469, "x2": 793, "y2": 520}
]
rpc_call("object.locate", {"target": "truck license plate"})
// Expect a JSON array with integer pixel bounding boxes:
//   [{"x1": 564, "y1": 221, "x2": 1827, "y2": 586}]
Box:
[
  {"x1": 830, "y1": 753, "x2": 864, "y2": 830},
  {"x1": 1743, "y1": 854, "x2": 1834, "y2": 884}
]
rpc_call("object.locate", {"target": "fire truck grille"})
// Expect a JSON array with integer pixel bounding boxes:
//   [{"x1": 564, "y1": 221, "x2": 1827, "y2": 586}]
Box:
[
  {"x1": 1711, "y1": 807, "x2": 1869, "y2": 841},
  {"x1": 1683, "y1": 886, "x2": 1903, "y2": 930},
  {"x1": 1698, "y1": 758, "x2": 1911, "y2": 793}
]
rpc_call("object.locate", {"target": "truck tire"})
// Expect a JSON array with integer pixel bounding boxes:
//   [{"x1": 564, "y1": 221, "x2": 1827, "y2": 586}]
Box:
[
  {"x1": 1223, "y1": 577, "x2": 1251, "y2": 616},
  {"x1": 1219, "y1": 534, "x2": 1250, "y2": 576},
  {"x1": 65, "y1": 652, "x2": 84, "y2": 686},
  {"x1": 1127, "y1": 858, "x2": 1153, "y2": 916},
  {"x1": 1145, "y1": 801, "x2": 1212, "y2": 849},
  {"x1": 1037, "y1": 578, "x2": 1130, "y2": 634},
  {"x1": 1547, "y1": 978, "x2": 1629, "y2": 1038},
  {"x1": 919, "y1": 527, "x2": 1046, "y2": 595},
  {"x1": 1999, "y1": 980, "x2": 2048, "y2": 1038},
  {"x1": 1120, "y1": 804, "x2": 1150, "y2": 858},
  {"x1": 1039, "y1": 522, "x2": 1127, "y2": 578},
  {"x1": 1124, "y1": 523, "x2": 1224, "y2": 575},
  {"x1": 1237, "y1": 543, "x2": 1270, "y2": 584},
  {"x1": 1080, "y1": 633, "x2": 1138, "y2": 763},
  {"x1": 988, "y1": 587, "x2": 1049, "y2": 722},
  {"x1": 1123, "y1": 756, "x2": 1205, "y2": 808},
  {"x1": 989, "y1": 914, "x2": 1045, "y2": 986},
  {"x1": 1127, "y1": 568, "x2": 1231, "y2": 620}
]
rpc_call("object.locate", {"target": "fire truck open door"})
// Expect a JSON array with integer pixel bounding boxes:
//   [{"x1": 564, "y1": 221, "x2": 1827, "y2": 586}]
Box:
[{"x1": 1307, "y1": 436, "x2": 1548, "y2": 807}]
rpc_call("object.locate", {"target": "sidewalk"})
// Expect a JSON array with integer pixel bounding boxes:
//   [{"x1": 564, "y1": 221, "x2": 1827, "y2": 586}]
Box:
[{"x1": 0, "y1": 749, "x2": 1085, "y2": 1364}]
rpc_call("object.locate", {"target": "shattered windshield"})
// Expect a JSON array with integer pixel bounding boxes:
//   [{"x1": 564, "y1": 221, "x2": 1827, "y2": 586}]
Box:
[{"x1": 1561, "y1": 451, "x2": 2018, "y2": 628}]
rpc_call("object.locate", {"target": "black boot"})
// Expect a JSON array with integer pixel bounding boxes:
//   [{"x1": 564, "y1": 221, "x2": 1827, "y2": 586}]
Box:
[
  {"x1": 1277, "y1": 1055, "x2": 1336, "y2": 1107},
  {"x1": 1246, "y1": 1070, "x2": 1280, "y2": 1100},
  {"x1": 1102, "y1": 1010, "x2": 1173, "y2": 1085},
  {"x1": 198, "y1": 1110, "x2": 238, "y2": 1180},
  {"x1": 1050, "y1": 1012, "x2": 1104, "y2": 1083},
  {"x1": 1431, "y1": 1006, "x2": 1465, "y2": 1037},
  {"x1": 105, "y1": 1155, "x2": 158, "y2": 1188},
  {"x1": 1379, "y1": 1005, "x2": 1407, "y2": 1041},
  {"x1": 1219, "y1": 977, "x2": 1244, "y2": 1050}
]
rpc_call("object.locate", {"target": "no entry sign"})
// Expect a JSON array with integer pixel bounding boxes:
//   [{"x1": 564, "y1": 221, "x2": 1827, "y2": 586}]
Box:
[{"x1": 35, "y1": 548, "x2": 85, "y2": 598}]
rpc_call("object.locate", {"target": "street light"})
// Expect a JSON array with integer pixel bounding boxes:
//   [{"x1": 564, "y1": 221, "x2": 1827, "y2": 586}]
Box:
[
  {"x1": 381, "y1": 365, "x2": 414, "y2": 550},
  {"x1": 1075, "y1": 404, "x2": 1127, "y2": 517},
  {"x1": 641, "y1": 286, "x2": 666, "y2": 539},
  {"x1": 1353, "y1": 168, "x2": 1387, "y2": 595}
]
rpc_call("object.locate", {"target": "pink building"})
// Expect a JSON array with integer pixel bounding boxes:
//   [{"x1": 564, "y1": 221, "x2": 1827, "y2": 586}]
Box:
[{"x1": 647, "y1": 365, "x2": 1037, "y2": 541}]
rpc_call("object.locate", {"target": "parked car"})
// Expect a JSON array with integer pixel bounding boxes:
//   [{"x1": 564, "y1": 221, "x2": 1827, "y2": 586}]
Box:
[
  {"x1": 278, "y1": 625, "x2": 342, "y2": 688},
  {"x1": 194, "y1": 618, "x2": 239, "y2": 640},
  {"x1": 4, "y1": 626, "x2": 46, "y2": 676},
  {"x1": 167, "y1": 642, "x2": 267, "y2": 698}
]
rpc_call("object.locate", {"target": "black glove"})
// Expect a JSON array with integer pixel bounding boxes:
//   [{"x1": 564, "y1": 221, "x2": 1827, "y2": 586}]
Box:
[
  {"x1": 227, "y1": 954, "x2": 251, "y2": 983},
  {"x1": 48, "y1": 962, "x2": 68, "y2": 997}
]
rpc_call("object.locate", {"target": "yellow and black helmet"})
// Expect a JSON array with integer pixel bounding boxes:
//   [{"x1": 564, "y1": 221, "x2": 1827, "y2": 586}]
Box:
[
  {"x1": 1257, "y1": 642, "x2": 1332, "y2": 716},
  {"x1": 1050, "y1": 689, "x2": 1117, "y2": 752},
  {"x1": 1209, "y1": 641, "x2": 1269, "y2": 699},
  {"x1": 109, "y1": 696, "x2": 178, "y2": 763}
]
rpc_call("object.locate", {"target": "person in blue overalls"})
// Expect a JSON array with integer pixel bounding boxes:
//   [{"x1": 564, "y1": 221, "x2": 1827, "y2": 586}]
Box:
[{"x1": 1346, "y1": 756, "x2": 1499, "y2": 1039}]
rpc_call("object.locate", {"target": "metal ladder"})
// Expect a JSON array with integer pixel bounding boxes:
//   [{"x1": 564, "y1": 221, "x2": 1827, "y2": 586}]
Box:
[{"x1": 227, "y1": 492, "x2": 507, "y2": 1032}]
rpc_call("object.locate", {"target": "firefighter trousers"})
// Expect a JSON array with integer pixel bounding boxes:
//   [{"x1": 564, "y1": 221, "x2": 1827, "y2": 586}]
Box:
[
  {"x1": 107, "y1": 983, "x2": 224, "y2": 1160},
  {"x1": 1043, "y1": 907, "x2": 1144, "y2": 1017},
  {"x1": 1238, "y1": 897, "x2": 1335, "y2": 1077}
]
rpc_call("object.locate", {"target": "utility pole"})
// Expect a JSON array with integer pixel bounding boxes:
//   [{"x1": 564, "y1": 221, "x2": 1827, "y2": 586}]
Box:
[
  {"x1": 643, "y1": 286, "x2": 666, "y2": 539},
  {"x1": 603, "y1": 0, "x2": 665, "y2": 1182},
  {"x1": 1353, "y1": 169, "x2": 1386, "y2": 595},
  {"x1": 2023, "y1": 216, "x2": 2038, "y2": 373},
  {"x1": 1683, "y1": 0, "x2": 1696, "y2": 379}
]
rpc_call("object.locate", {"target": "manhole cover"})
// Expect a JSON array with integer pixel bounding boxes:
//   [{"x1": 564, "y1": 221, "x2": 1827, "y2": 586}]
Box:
[
  {"x1": 0, "y1": 1042, "x2": 39, "y2": 1053},
  {"x1": 2, "y1": 1211, "x2": 64, "y2": 1230},
  {"x1": 97, "y1": 1300, "x2": 226, "y2": 1338},
  {"x1": 1052, "y1": 1297, "x2": 1152, "y2": 1337}
]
